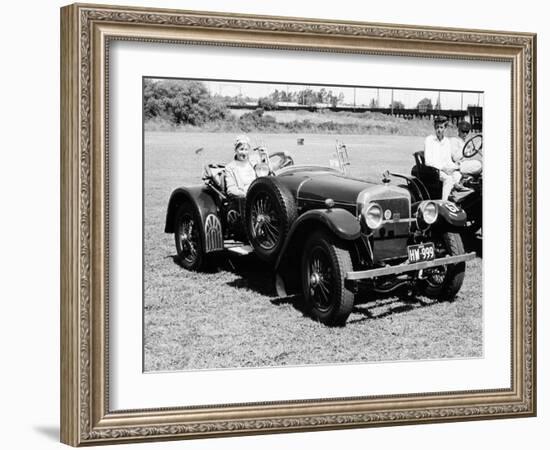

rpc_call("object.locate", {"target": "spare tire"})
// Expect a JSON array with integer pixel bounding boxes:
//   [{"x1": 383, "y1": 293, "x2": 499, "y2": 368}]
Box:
[{"x1": 245, "y1": 177, "x2": 298, "y2": 262}]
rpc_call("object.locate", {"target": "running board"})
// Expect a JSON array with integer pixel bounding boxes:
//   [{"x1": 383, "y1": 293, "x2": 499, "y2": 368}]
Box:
[
  {"x1": 226, "y1": 245, "x2": 254, "y2": 256},
  {"x1": 346, "y1": 252, "x2": 476, "y2": 280}
]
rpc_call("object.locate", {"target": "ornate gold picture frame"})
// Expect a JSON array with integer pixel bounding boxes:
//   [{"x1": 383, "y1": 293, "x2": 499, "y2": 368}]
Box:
[{"x1": 60, "y1": 3, "x2": 536, "y2": 446}]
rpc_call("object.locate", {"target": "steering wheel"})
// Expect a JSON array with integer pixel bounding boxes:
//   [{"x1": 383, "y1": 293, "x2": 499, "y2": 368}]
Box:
[
  {"x1": 269, "y1": 152, "x2": 294, "y2": 171},
  {"x1": 462, "y1": 134, "x2": 483, "y2": 158}
]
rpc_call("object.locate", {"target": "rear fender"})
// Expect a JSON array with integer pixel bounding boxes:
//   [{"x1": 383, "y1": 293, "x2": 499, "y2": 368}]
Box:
[{"x1": 164, "y1": 186, "x2": 223, "y2": 252}]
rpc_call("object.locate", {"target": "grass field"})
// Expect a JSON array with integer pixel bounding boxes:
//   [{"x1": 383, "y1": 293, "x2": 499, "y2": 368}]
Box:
[{"x1": 144, "y1": 131, "x2": 483, "y2": 372}]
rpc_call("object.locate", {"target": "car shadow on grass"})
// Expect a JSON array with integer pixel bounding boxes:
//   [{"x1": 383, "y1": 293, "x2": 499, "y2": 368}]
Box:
[
  {"x1": 348, "y1": 292, "x2": 438, "y2": 324},
  {"x1": 269, "y1": 290, "x2": 440, "y2": 325},
  {"x1": 169, "y1": 255, "x2": 221, "y2": 273},
  {"x1": 202, "y1": 252, "x2": 444, "y2": 324},
  {"x1": 169, "y1": 252, "x2": 277, "y2": 296},
  {"x1": 268, "y1": 282, "x2": 442, "y2": 324},
  {"x1": 222, "y1": 254, "x2": 278, "y2": 297}
]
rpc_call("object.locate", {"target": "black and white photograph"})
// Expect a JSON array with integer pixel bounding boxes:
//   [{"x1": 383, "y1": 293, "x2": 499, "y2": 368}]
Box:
[
  {"x1": 1, "y1": 0, "x2": 543, "y2": 447},
  {"x1": 143, "y1": 78, "x2": 484, "y2": 372}
]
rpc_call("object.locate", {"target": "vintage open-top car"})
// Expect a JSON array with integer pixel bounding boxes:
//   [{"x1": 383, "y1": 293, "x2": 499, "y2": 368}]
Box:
[
  {"x1": 404, "y1": 133, "x2": 483, "y2": 237},
  {"x1": 165, "y1": 142, "x2": 476, "y2": 325}
]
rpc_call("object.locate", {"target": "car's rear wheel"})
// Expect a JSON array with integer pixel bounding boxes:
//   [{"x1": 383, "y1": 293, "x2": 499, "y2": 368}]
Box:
[
  {"x1": 419, "y1": 231, "x2": 466, "y2": 301},
  {"x1": 174, "y1": 203, "x2": 208, "y2": 271},
  {"x1": 245, "y1": 177, "x2": 297, "y2": 262},
  {"x1": 301, "y1": 231, "x2": 354, "y2": 326}
]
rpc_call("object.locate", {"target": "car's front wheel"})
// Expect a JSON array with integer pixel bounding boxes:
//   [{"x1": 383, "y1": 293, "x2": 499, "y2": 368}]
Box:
[
  {"x1": 419, "y1": 231, "x2": 466, "y2": 300},
  {"x1": 301, "y1": 231, "x2": 355, "y2": 326},
  {"x1": 174, "y1": 203, "x2": 207, "y2": 271}
]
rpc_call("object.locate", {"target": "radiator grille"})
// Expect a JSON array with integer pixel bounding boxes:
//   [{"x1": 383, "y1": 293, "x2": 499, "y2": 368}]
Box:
[{"x1": 372, "y1": 197, "x2": 410, "y2": 262}]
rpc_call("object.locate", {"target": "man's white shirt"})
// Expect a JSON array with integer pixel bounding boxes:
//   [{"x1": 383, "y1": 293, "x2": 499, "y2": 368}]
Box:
[{"x1": 424, "y1": 135, "x2": 454, "y2": 171}]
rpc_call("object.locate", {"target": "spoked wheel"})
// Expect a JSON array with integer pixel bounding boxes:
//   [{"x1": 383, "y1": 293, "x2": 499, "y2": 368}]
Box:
[
  {"x1": 419, "y1": 232, "x2": 466, "y2": 301},
  {"x1": 424, "y1": 265, "x2": 447, "y2": 288},
  {"x1": 174, "y1": 203, "x2": 206, "y2": 271},
  {"x1": 250, "y1": 192, "x2": 282, "y2": 251},
  {"x1": 301, "y1": 231, "x2": 354, "y2": 326},
  {"x1": 306, "y1": 247, "x2": 335, "y2": 314},
  {"x1": 245, "y1": 177, "x2": 297, "y2": 262}
]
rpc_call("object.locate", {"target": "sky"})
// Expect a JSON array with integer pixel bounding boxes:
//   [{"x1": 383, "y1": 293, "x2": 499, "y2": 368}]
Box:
[{"x1": 200, "y1": 79, "x2": 483, "y2": 110}]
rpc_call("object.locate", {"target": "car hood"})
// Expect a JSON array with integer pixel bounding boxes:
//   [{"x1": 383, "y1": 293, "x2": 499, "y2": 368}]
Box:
[
  {"x1": 296, "y1": 173, "x2": 375, "y2": 206},
  {"x1": 276, "y1": 166, "x2": 409, "y2": 207}
]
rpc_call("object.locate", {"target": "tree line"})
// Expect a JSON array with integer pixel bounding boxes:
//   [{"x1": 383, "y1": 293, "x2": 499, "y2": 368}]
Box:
[
  {"x1": 144, "y1": 79, "x2": 442, "y2": 127},
  {"x1": 257, "y1": 88, "x2": 345, "y2": 109},
  {"x1": 144, "y1": 79, "x2": 228, "y2": 126}
]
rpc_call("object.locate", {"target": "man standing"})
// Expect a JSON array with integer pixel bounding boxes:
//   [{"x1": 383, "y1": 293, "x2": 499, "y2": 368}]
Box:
[{"x1": 424, "y1": 116, "x2": 461, "y2": 200}]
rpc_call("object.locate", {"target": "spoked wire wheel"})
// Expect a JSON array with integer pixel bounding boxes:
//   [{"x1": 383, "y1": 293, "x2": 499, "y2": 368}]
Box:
[
  {"x1": 245, "y1": 177, "x2": 297, "y2": 262},
  {"x1": 305, "y1": 246, "x2": 335, "y2": 314},
  {"x1": 174, "y1": 204, "x2": 205, "y2": 271},
  {"x1": 424, "y1": 239, "x2": 448, "y2": 288},
  {"x1": 419, "y1": 232, "x2": 466, "y2": 301},
  {"x1": 250, "y1": 192, "x2": 281, "y2": 251},
  {"x1": 301, "y1": 231, "x2": 354, "y2": 326},
  {"x1": 425, "y1": 266, "x2": 447, "y2": 288}
]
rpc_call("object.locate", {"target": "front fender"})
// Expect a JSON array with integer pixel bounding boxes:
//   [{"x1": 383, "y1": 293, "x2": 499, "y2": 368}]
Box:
[
  {"x1": 293, "y1": 208, "x2": 361, "y2": 241},
  {"x1": 274, "y1": 208, "x2": 360, "y2": 272},
  {"x1": 434, "y1": 200, "x2": 467, "y2": 227},
  {"x1": 413, "y1": 200, "x2": 467, "y2": 228}
]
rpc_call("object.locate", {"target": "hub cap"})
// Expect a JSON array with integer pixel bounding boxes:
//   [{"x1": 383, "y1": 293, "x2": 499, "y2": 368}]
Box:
[
  {"x1": 307, "y1": 247, "x2": 334, "y2": 312},
  {"x1": 425, "y1": 237, "x2": 448, "y2": 286},
  {"x1": 177, "y1": 214, "x2": 198, "y2": 264},
  {"x1": 250, "y1": 193, "x2": 281, "y2": 250}
]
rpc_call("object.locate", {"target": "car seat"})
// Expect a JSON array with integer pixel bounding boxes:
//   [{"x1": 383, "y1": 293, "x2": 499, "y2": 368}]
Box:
[
  {"x1": 203, "y1": 164, "x2": 227, "y2": 198},
  {"x1": 411, "y1": 151, "x2": 442, "y2": 200}
]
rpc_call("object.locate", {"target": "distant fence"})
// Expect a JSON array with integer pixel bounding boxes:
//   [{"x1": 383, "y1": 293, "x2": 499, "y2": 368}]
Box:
[{"x1": 228, "y1": 104, "x2": 482, "y2": 132}]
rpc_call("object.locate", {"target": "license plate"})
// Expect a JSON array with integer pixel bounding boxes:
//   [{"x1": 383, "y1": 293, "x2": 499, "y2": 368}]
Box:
[{"x1": 407, "y1": 242, "x2": 435, "y2": 263}]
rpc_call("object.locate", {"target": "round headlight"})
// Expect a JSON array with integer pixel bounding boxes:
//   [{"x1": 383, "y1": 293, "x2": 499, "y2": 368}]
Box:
[
  {"x1": 416, "y1": 201, "x2": 438, "y2": 229},
  {"x1": 363, "y1": 202, "x2": 383, "y2": 230},
  {"x1": 421, "y1": 201, "x2": 438, "y2": 224},
  {"x1": 254, "y1": 163, "x2": 270, "y2": 177}
]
